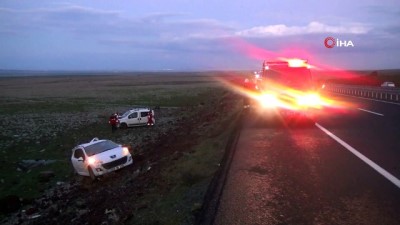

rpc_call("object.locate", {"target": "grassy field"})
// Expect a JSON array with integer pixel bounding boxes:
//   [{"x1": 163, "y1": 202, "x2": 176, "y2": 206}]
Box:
[
  {"x1": 0, "y1": 74, "x2": 222, "y2": 197},
  {"x1": 0, "y1": 72, "x2": 243, "y2": 224}
]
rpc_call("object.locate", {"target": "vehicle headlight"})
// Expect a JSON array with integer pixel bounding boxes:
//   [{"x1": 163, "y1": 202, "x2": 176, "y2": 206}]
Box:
[
  {"x1": 297, "y1": 93, "x2": 321, "y2": 106},
  {"x1": 122, "y1": 147, "x2": 130, "y2": 156},
  {"x1": 87, "y1": 157, "x2": 96, "y2": 165},
  {"x1": 87, "y1": 157, "x2": 102, "y2": 166},
  {"x1": 259, "y1": 93, "x2": 279, "y2": 108}
]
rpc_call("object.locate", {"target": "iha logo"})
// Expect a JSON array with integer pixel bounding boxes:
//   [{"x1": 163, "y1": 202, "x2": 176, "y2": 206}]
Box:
[{"x1": 324, "y1": 36, "x2": 354, "y2": 48}]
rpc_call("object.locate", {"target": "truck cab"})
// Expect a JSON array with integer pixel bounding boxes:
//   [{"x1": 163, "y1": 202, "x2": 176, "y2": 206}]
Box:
[{"x1": 256, "y1": 59, "x2": 320, "y2": 120}]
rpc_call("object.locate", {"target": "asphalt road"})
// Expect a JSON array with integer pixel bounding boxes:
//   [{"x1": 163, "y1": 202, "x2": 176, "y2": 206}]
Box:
[{"x1": 213, "y1": 93, "x2": 400, "y2": 225}]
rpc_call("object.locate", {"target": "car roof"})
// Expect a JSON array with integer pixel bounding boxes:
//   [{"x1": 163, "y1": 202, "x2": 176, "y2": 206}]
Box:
[
  {"x1": 73, "y1": 138, "x2": 106, "y2": 150},
  {"x1": 127, "y1": 108, "x2": 151, "y2": 112}
]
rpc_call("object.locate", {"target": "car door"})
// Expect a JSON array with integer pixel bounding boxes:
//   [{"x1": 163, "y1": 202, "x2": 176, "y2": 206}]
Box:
[
  {"x1": 71, "y1": 148, "x2": 87, "y2": 175},
  {"x1": 127, "y1": 112, "x2": 139, "y2": 126},
  {"x1": 140, "y1": 111, "x2": 149, "y2": 125}
]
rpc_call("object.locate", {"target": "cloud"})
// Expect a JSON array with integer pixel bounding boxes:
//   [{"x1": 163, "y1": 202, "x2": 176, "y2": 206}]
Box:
[
  {"x1": 235, "y1": 21, "x2": 370, "y2": 37},
  {"x1": 0, "y1": 5, "x2": 233, "y2": 41},
  {"x1": 0, "y1": 3, "x2": 398, "y2": 70},
  {"x1": 0, "y1": 5, "x2": 122, "y2": 36}
]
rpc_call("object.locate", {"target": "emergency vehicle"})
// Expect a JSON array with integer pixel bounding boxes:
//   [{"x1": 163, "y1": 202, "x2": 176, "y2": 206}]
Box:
[{"x1": 255, "y1": 59, "x2": 321, "y2": 120}]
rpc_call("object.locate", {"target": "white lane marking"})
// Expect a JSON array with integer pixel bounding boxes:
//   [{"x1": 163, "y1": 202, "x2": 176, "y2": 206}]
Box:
[
  {"x1": 315, "y1": 123, "x2": 400, "y2": 189},
  {"x1": 333, "y1": 93, "x2": 400, "y2": 106},
  {"x1": 357, "y1": 108, "x2": 384, "y2": 116}
]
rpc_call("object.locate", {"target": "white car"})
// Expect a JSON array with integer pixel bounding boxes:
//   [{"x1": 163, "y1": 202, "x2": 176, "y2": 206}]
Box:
[
  {"x1": 381, "y1": 81, "x2": 395, "y2": 87},
  {"x1": 71, "y1": 138, "x2": 133, "y2": 180},
  {"x1": 118, "y1": 108, "x2": 155, "y2": 128}
]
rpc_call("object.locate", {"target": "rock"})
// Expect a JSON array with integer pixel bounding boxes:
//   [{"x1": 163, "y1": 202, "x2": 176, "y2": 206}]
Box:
[
  {"x1": 38, "y1": 171, "x2": 55, "y2": 183},
  {"x1": 104, "y1": 209, "x2": 114, "y2": 215},
  {"x1": 105, "y1": 208, "x2": 119, "y2": 222},
  {"x1": 28, "y1": 214, "x2": 41, "y2": 219},
  {"x1": 25, "y1": 207, "x2": 38, "y2": 216}
]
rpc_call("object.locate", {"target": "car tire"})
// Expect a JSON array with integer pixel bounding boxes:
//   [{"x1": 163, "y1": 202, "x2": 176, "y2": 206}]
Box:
[
  {"x1": 120, "y1": 123, "x2": 128, "y2": 129},
  {"x1": 88, "y1": 166, "x2": 97, "y2": 181}
]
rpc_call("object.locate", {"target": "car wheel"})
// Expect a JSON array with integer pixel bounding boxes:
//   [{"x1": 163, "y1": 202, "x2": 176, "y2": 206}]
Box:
[
  {"x1": 120, "y1": 123, "x2": 128, "y2": 129},
  {"x1": 88, "y1": 166, "x2": 97, "y2": 181}
]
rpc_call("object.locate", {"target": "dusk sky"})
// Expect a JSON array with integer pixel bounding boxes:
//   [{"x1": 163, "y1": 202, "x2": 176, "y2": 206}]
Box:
[{"x1": 0, "y1": 0, "x2": 399, "y2": 71}]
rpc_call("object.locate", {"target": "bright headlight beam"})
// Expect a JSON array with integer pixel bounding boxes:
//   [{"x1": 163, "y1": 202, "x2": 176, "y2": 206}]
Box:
[
  {"x1": 297, "y1": 93, "x2": 321, "y2": 107},
  {"x1": 259, "y1": 93, "x2": 279, "y2": 108},
  {"x1": 87, "y1": 157, "x2": 96, "y2": 165},
  {"x1": 122, "y1": 147, "x2": 130, "y2": 156}
]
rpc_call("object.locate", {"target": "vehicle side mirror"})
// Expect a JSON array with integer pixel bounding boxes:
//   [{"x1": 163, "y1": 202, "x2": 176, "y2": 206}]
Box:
[{"x1": 77, "y1": 157, "x2": 84, "y2": 162}]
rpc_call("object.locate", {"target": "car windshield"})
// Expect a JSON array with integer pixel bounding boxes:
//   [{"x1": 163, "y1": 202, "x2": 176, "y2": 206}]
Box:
[
  {"x1": 84, "y1": 140, "x2": 119, "y2": 156},
  {"x1": 121, "y1": 111, "x2": 131, "y2": 118},
  {"x1": 265, "y1": 67, "x2": 312, "y2": 89}
]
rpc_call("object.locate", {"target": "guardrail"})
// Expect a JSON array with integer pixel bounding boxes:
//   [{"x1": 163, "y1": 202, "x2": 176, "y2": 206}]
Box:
[{"x1": 325, "y1": 84, "x2": 400, "y2": 103}]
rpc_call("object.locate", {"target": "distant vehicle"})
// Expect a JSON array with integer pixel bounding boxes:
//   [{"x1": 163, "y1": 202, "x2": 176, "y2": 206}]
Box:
[
  {"x1": 71, "y1": 138, "x2": 133, "y2": 180},
  {"x1": 381, "y1": 81, "x2": 395, "y2": 87},
  {"x1": 118, "y1": 108, "x2": 155, "y2": 128}
]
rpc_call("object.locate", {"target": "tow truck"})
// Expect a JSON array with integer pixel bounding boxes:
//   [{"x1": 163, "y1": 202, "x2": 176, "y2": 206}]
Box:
[{"x1": 254, "y1": 59, "x2": 321, "y2": 122}]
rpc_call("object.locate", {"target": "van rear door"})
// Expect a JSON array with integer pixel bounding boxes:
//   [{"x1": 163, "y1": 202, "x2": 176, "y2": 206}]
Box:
[{"x1": 140, "y1": 111, "x2": 149, "y2": 125}]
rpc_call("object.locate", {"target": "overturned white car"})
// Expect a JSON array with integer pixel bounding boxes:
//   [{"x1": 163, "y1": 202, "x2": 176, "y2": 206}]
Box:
[{"x1": 71, "y1": 138, "x2": 133, "y2": 180}]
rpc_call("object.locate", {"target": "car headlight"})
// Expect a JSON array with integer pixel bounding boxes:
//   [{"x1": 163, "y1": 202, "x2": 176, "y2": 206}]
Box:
[
  {"x1": 122, "y1": 147, "x2": 130, "y2": 156},
  {"x1": 87, "y1": 157, "x2": 102, "y2": 166}
]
